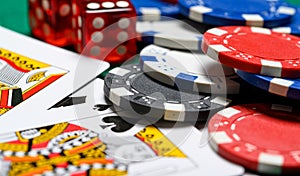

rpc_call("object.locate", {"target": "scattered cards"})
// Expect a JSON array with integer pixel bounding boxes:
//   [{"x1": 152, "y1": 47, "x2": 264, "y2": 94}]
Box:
[
  {"x1": 0, "y1": 110, "x2": 244, "y2": 176},
  {"x1": 0, "y1": 35, "x2": 245, "y2": 176}
]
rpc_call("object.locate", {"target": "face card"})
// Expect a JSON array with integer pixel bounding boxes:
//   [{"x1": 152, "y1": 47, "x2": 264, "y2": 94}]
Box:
[
  {"x1": 0, "y1": 27, "x2": 109, "y2": 133},
  {"x1": 0, "y1": 119, "x2": 197, "y2": 175},
  {"x1": 0, "y1": 122, "x2": 122, "y2": 175},
  {"x1": 0, "y1": 48, "x2": 68, "y2": 115}
]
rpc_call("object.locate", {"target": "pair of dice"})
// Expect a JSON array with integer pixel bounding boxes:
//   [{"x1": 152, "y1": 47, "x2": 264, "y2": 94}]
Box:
[{"x1": 29, "y1": 0, "x2": 137, "y2": 64}]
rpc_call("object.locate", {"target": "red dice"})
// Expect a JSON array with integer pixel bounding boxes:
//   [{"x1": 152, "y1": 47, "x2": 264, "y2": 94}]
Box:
[
  {"x1": 72, "y1": 0, "x2": 137, "y2": 64},
  {"x1": 29, "y1": 0, "x2": 74, "y2": 46},
  {"x1": 29, "y1": 0, "x2": 137, "y2": 64}
]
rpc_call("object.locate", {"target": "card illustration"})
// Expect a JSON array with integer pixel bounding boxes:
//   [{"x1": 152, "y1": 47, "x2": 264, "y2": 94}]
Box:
[
  {"x1": 0, "y1": 48, "x2": 68, "y2": 116},
  {"x1": 0, "y1": 121, "x2": 191, "y2": 175}
]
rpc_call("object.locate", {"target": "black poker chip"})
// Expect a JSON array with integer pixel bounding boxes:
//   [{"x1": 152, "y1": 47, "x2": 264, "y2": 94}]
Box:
[{"x1": 104, "y1": 64, "x2": 231, "y2": 122}]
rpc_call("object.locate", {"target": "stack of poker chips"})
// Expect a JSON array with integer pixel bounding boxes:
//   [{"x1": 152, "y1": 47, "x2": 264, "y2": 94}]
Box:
[
  {"x1": 102, "y1": 0, "x2": 300, "y2": 175},
  {"x1": 201, "y1": 25, "x2": 300, "y2": 175}
]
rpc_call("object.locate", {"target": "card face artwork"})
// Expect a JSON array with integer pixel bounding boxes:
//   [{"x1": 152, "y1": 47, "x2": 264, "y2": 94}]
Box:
[
  {"x1": 0, "y1": 48, "x2": 68, "y2": 115},
  {"x1": 0, "y1": 27, "x2": 109, "y2": 133},
  {"x1": 0, "y1": 104, "x2": 245, "y2": 176},
  {"x1": 0, "y1": 122, "x2": 124, "y2": 175},
  {"x1": 0, "y1": 121, "x2": 196, "y2": 176}
]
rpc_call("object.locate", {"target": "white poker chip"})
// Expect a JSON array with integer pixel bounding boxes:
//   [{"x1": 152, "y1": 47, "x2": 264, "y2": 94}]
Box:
[{"x1": 140, "y1": 45, "x2": 240, "y2": 94}]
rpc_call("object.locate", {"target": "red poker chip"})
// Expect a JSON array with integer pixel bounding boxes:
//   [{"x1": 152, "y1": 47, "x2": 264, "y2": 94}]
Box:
[
  {"x1": 202, "y1": 26, "x2": 300, "y2": 78},
  {"x1": 208, "y1": 104, "x2": 300, "y2": 175}
]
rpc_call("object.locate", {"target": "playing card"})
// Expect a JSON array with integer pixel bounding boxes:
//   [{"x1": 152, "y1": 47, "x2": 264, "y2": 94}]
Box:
[
  {"x1": 0, "y1": 122, "x2": 115, "y2": 175},
  {"x1": 50, "y1": 78, "x2": 114, "y2": 116},
  {"x1": 0, "y1": 27, "x2": 109, "y2": 133},
  {"x1": 0, "y1": 118, "x2": 197, "y2": 175}
]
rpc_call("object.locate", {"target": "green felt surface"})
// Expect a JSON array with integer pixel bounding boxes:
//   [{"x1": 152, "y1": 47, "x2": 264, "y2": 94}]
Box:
[{"x1": 0, "y1": 0, "x2": 31, "y2": 35}]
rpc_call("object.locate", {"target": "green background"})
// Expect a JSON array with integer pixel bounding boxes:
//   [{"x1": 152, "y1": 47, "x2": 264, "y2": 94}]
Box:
[
  {"x1": 0, "y1": 0, "x2": 31, "y2": 35},
  {"x1": 286, "y1": 0, "x2": 300, "y2": 6}
]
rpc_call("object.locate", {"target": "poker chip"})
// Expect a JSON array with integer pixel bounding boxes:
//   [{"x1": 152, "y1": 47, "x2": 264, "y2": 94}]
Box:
[
  {"x1": 104, "y1": 64, "x2": 230, "y2": 122},
  {"x1": 140, "y1": 45, "x2": 241, "y2": 94},
  {"x1": 202, "y1": 26, "x2": 300, "y2": 78},
  {"x1": 208, "y1": 104, "x2": 300, "y2": 175},
  {"x1": 137, "y1": 19, "x2": 208, "y2": 50},
  {"x1": 131, "y1": 0, "x2": 180, "y2": 21},
  {"x1": 179, "y1": 0, "x2": 296, "y2": 27},
  {"x1": 273, "y1": 7, "x2": 300, "y2": 36},
  {"x1": 237, "y1": 70, "x2": 300, "y2": 100}
]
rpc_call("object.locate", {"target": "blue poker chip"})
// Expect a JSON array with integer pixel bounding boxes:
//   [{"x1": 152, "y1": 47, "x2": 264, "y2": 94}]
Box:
[
  {"x1": 237, "y1": 70, "x2": 300, "y2": 100},
  {"x1": 179, "y1": 0, "x2": 296, "y2": 27},
  {"x1": 273, "y1": 7, "x2": 300, "y2": 36},
  {"x1": 131, "y1": 0, "x2": 180, "y2": 21}
]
